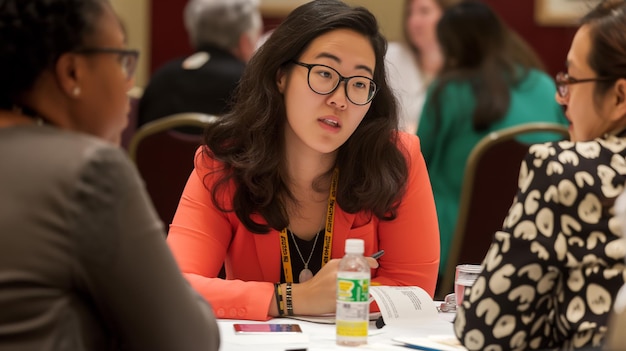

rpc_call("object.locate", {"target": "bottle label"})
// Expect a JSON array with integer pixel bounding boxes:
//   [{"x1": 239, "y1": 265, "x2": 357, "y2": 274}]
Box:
[
  {"x1": 336, "y1": 275, "x2": 369, "y2": 341},
  {"x1": 337, "y1": 277, "x2": 369, "y2": 302},
  {"x1": 336, "y1": 320, "x2": 368, "y2": 337}
]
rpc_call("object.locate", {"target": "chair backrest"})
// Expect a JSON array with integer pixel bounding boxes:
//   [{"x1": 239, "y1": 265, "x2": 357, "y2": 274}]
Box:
[
  {"x1": 437, "y1": 123, "x2": 569, "y2": 298},
  {"x1": 120, "y1": 86, "x2": 143, "y2": 150},
  {"x1": 120, "y1": 96, "x2": 140, "y2": 150},
  {"x1": 128, "y1": 113, "x2": 218, "y2": 229}
]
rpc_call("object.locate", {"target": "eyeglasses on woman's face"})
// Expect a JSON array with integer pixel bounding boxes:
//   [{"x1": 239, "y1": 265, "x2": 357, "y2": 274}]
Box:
[
  {"x1": 555, "y1": 71, "x2": 617, "y2": 99},
  {"x1": 291, "y1": 61, "x2": 378, "y2": 106},
  {"x1": 74, "y1": 47, "x2": 140, "y2": 81}
]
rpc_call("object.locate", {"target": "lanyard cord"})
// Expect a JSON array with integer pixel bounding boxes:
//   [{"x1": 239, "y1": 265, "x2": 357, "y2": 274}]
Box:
[{"x1": 279, "y1": 168, "x2": 338, "y2": 283}]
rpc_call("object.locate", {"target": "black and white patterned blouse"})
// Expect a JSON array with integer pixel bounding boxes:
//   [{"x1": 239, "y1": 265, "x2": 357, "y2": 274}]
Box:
[{"x1": 454, "y1": 134, "x2": 626, "y2": 350}]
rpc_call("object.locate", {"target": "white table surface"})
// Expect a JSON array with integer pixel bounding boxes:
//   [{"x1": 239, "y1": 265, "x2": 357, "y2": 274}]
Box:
[{"x1": 218, "y1": 308, "x2": 458, "y2": 351}]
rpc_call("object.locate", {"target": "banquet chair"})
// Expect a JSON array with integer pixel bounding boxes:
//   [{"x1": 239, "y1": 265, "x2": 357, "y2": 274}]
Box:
[
  {"x1": 128, "y1": 112, "x2": 218, "y2": 231},
  {"x1": 437, "y1": 123, "x2": 569, "y2": 299},
  {"x1": 120, "y1": 87, "x2": 143, "y2": 150}
]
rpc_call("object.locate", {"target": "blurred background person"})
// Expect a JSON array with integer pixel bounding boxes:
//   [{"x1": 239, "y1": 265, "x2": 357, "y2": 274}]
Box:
[
  {"x1": 137, "y1": 0, "x2": 262, "y2": 129},
  {"x1": 454, "y1": 0, "x2": 626, "y2": 349},
  {"x1": 385, "y1": 0, "x2": 460, "y2": 134},
  {"x1": 0, "y1": 0, "x2": 220, "y2": 349},
  {"x1": 417, "y1": 1, "x2": 567, "y2": 280}
]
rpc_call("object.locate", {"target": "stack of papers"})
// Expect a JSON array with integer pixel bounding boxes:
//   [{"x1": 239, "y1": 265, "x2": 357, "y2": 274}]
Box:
[{"x1": 392, "y1": 336, "x2": 466, "y2": 351}]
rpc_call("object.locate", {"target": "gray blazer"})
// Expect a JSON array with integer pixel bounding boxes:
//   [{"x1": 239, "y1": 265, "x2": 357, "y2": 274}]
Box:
[{"x1": 0, "y1": 125, "x2": 220, "y2": 350}]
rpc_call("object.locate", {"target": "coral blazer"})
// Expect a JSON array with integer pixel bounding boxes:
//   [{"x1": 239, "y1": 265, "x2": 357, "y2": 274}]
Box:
[{"x1": 167, "y1": 132, "x2": 440, "y2": 320}]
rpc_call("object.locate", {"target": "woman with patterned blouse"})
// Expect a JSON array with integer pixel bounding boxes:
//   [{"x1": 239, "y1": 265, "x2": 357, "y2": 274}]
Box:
[{"x1": 454, "y1": 1, "x2": 626, "y2": 350}]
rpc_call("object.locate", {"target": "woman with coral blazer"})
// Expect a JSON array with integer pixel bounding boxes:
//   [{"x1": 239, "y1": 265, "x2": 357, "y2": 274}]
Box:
[{"x1": 168, "y1": 0, "x2": 440, "y2": 321}]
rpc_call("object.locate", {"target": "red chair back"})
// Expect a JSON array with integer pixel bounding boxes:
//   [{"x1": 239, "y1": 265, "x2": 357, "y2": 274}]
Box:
[
  {"x1": 437, "y1": 123, "x2": 569, "y2": 298},
  {"x1": 129, "y1": 113, "x2": 216, "y2": 229}
]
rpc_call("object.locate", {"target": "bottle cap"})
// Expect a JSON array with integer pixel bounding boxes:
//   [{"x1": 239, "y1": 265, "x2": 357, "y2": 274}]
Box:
[{"x1": 345, "y1": 238, "x2": 364, "y2": 254}]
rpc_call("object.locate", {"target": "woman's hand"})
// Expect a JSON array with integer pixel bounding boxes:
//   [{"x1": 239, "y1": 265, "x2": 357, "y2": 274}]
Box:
[{"x1": 291, "y1": 257, "x2": 379, "y2": 315}]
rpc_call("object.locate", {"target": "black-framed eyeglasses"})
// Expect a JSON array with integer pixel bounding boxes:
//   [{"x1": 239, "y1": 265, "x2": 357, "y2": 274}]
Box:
[
  {"x1": 555, "y1": 71, "x2": 617, "y2": 98},
  {"x1": 291, "y1": 61, "x2": 378, "y2": 106},
  {"x1": 73, "y1": 47, "x2": 140, "y2": 81}
]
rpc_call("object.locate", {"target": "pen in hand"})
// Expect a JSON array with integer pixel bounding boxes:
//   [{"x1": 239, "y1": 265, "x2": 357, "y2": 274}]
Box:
[
  {"x1": 369, "y1": 252, "x2": 385, "y2": 329},
  {"x1": 371, "y1": 250, "x2": 385, "y2": 259},
  {"x1": 369, "y1": 250, "x2": 384, "y2": 306},
  {"x1": 369, "y1": 251, "x2": 385, "y2": 330}
]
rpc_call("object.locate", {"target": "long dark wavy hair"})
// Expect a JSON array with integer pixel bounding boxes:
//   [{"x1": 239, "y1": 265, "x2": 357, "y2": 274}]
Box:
[
  {"x1": 426, "y1": 1, "x2": 545, "y2": 131},
  {"x1": 580, "y1": 0, "x2": 626, "y2": 110},
  {"x1": 201, "y1": 0, "x2": 407, "y2": 233},
  {"x1": 0, "y1": 0, "x2": 106, "y2": 110}
]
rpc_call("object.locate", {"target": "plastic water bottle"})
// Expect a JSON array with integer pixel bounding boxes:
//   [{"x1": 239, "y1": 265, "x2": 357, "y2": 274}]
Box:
[{"x1": 336, "y1": 238, "x2": 370, "y2": 346}]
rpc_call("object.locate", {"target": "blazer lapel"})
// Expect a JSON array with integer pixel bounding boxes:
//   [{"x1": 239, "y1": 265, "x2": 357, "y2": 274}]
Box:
[
  {"x1": 331, "y1": 208, "x2": 356, "y2": 258},
  {"x1": 253, "y1": 228, "x2": 282, "y2": 282}
]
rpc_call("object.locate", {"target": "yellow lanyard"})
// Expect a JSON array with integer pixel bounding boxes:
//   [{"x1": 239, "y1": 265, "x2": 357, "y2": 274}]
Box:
[{"x1": 279, "y1": 168, "x2": 338, "y2": 283}]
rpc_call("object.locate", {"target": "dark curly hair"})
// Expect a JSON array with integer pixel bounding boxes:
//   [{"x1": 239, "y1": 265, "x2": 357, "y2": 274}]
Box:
[
  {"x1": 202, "y1": 0, "x2": 408, "y2": 233},
  {"x1": 0, "y1": 0, "x2": 107, "y2": 109}
]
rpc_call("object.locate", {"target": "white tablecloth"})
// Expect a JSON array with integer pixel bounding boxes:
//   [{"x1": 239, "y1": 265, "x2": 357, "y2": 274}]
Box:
[{"x1": 218, "y1": 308, "x2": 458, "y2": 351}]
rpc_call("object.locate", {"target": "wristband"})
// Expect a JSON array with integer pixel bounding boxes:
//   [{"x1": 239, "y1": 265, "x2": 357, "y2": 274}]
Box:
[
  {"x1": 274, "y1": 283, "x2": 285, "y2": 317},
  {"x1": 285, "y1": 282, "x2": 294, "y2": 316}
]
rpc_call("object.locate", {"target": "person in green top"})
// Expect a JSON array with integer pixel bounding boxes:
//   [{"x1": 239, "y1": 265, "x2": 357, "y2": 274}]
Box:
[{"x1": 416, "y1": 1, "x2": 567, "y2": 277}]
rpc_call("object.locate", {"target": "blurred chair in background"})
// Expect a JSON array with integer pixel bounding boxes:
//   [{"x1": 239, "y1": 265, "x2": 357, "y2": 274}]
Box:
[
  {"x1": 129, "y1": 113, "x2": 217, "y2": 229},
  {"x1": 120, "y1": 87, "x2": 143, "y2": 150},
  {"x1": 436, "y1": 123, "x2": 569, "y2": 299}
]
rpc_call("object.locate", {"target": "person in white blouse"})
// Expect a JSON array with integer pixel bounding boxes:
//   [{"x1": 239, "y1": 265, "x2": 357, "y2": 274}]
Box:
[{"x1": 385, "y1": 0, "x2": 460, "y2": 133}]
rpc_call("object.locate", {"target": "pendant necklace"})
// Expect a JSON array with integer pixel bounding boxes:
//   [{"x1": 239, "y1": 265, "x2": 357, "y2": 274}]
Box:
[
  {"x1": 278, "y1": 168, "x2": 339, "y2": 283},
  {"x1": 288, "y1": 227, "x2": 322, "y2": 283}
]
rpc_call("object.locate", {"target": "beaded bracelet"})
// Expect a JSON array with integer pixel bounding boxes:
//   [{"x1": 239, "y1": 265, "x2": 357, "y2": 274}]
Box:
[
  {"x1": 274, "y1": 283, "x2": 285, "y2": 317},
  {"x1": 285, "y1": 282, "x2": 294, "y2": 316}
]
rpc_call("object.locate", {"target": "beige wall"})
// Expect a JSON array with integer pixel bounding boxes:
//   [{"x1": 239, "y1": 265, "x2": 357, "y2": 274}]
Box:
[
  {"x1": 344, "y1": 0, "x2": 404, "y2": 42},
  {"x1": 110, "y1": 0, "x2": 150, "y2": 90},
  {"x1": 260, "y1": 0, "x2": 311, "y2": 17},
  {"x1": 110, "y1": 0, "x2": 402, "y2": 89},
  {"x1": 260, "y1": 0, "x2": 404, "y2": 41}
]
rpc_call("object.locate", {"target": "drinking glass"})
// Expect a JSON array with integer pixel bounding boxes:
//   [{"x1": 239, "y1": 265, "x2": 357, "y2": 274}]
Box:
[{"x1": 454, "y1": 264, "x2": 482, "y2": 306}]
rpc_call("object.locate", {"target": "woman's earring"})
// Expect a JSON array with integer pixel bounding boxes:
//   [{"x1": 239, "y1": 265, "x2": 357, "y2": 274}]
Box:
[{"x1": 72, "y1": 86, "x2": 81, "y2": 97}]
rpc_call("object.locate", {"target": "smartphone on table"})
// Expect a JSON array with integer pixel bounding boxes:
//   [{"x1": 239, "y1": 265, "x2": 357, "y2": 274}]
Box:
[{"x1": 233, "y1": 323, "x2": 303, "y2": 334}]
